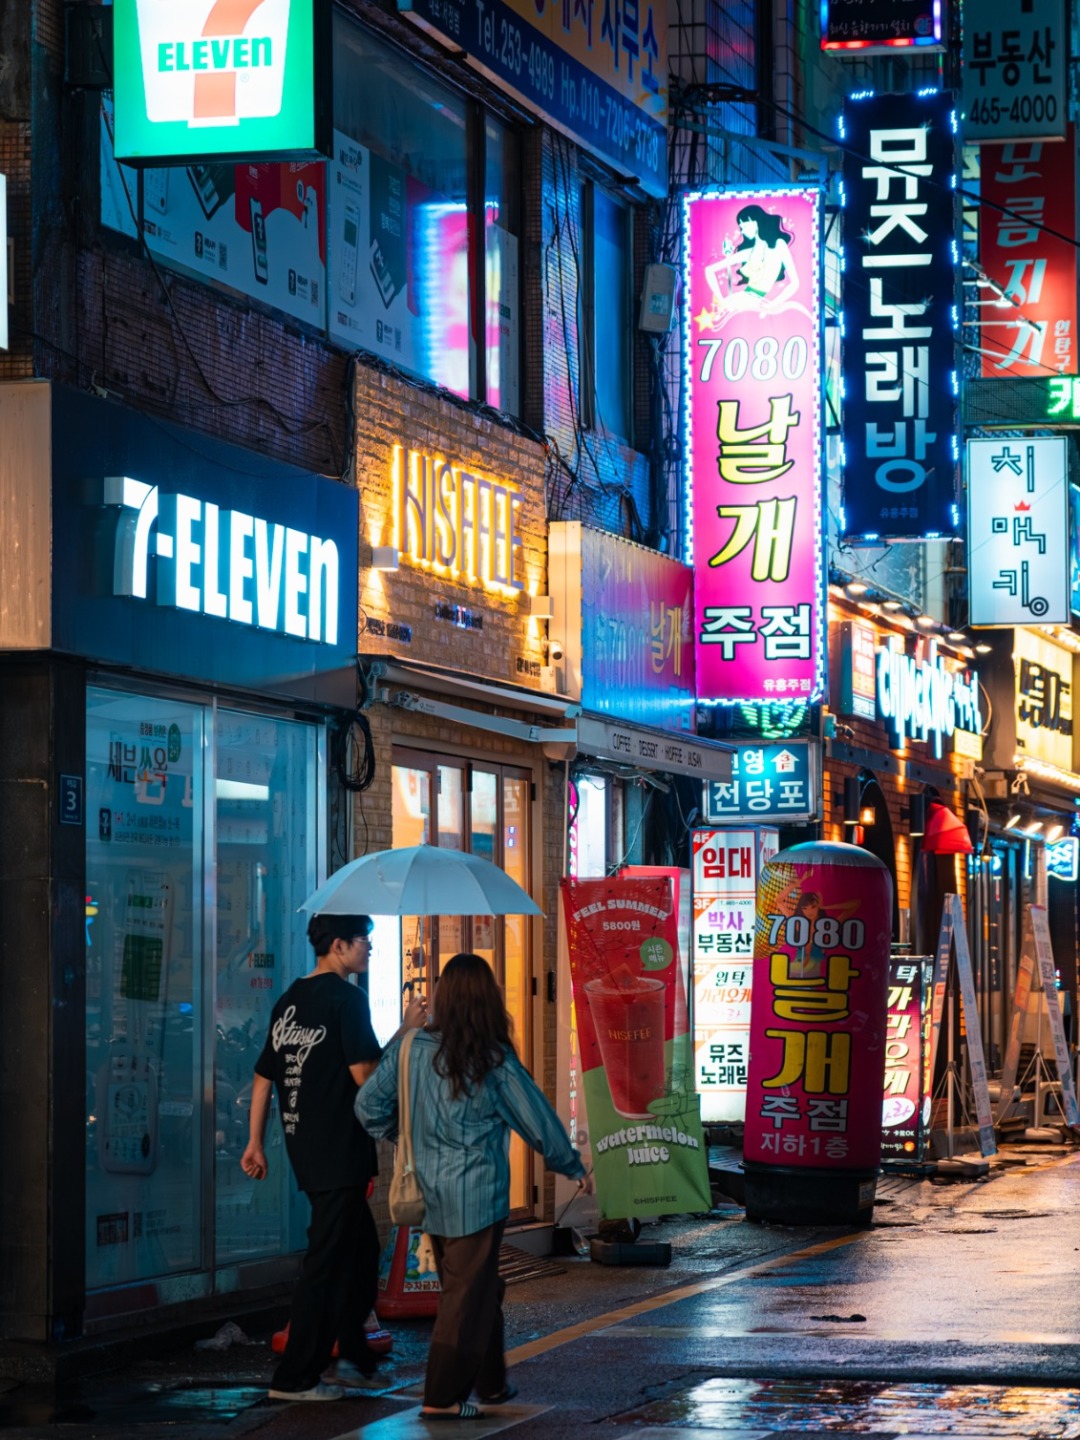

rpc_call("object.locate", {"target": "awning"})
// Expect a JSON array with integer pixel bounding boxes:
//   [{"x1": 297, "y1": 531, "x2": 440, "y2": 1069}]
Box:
[
  {"x1": 364, "y1": 655, "x2": 733, "y2": 781},
  {"x1": 573, "y1": 713, "x2": 733, "y2": 783}
]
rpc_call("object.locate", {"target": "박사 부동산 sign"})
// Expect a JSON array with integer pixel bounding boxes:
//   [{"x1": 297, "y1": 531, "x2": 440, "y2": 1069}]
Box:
[
  {"x1": 561, "y1": 875, "x2": 711, "y2": 1220},
  {"x1": 113, "y1": 0, "x2": 323, "y2": 162}
]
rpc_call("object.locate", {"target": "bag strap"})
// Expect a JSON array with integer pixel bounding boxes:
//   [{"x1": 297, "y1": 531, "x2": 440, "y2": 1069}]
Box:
[{"x1": 397, "y1": 1027, "x2": 417, "y2": 1172}]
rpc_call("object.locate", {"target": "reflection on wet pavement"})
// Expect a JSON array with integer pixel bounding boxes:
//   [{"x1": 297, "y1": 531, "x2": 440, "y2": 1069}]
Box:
[
  {"x1": 0, "y1": 1383, "x2": 267, "y2": 1427},
  {"x1": 617, "y1": 1377, "x2": 1080, "y2": 1436}
]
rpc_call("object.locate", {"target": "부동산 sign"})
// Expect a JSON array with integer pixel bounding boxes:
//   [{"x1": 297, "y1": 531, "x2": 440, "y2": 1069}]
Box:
[
  {"x1": 397, "y1": 0, "x2": 667, "y2": 197},
  {"x1": 962, "y1": 0, "x2": 1065, "y2": 143},
  {"x1": 113, "y1": 0, "x2": 325, "y2": 163}
]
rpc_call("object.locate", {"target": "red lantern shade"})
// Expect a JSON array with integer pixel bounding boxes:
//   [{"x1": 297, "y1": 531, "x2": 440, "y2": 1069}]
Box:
[{"x1": 921, "y1": 802, "x2": 973, "y2": 855}]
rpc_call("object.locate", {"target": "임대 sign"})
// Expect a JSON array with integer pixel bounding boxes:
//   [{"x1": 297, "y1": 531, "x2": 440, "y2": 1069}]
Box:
[
  {"x1": 692, "y1": 828, "x2": 778, "y2": 1124},
  {"x1": 840, "y1": 90, "x2": 960, "y2": 541},
  {"x1": 967, "y1": 437, "x2": 1069, "y2": 626},
  {"x1": 703, "y1": 742, "x2": 817, "y2": 824},
  {"x1": 962, "y1": 0, "x2": 1065, "y2": 143},
  {"x1": 113, "y1": 0, "x2": 324, "y2": 163}
]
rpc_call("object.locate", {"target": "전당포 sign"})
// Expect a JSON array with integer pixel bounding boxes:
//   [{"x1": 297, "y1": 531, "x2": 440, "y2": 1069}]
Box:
[
  {"x1": 113, "y1": 0, "x2": 325, "y2": 163},
  {"x1": 703, "y1": 742, "x2": 817, "y2": 824}
]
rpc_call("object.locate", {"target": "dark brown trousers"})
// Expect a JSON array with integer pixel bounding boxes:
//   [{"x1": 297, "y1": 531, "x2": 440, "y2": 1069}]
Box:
[{"x1": 424, "y1": 1220, "x2": 507, "y2": 1408}]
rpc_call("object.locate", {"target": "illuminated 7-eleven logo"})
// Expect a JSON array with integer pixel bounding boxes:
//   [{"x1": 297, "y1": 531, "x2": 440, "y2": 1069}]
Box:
[{"x1": 138, "y1": 0, "x2": 290, "y2": 125}]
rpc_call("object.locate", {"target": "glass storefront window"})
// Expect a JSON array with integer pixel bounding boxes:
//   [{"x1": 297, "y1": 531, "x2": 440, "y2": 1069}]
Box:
[
  {"x1": 86, "y1": 687, "x2": 322, "y2": 1293},
  {"x1": 86, "y1": 690, "x2": 205, "y2": 1288}
]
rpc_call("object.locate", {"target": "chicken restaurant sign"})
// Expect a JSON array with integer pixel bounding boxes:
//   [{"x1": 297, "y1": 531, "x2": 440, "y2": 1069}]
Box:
[
  {"x1": 113, "y1": 0, "x2": 323, "y2": 162},
  {"x1": 877, "y1": 638, "x2": 982, "y2": 758}
]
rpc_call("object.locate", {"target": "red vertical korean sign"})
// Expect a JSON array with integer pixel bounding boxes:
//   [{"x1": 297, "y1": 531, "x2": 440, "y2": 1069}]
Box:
[
  {"x1": 744, "y1": 842, "x2": 892, "y2": 1174},
  {"x1": 979, "y1": 130, "x2": 1078, "y2": 378}
]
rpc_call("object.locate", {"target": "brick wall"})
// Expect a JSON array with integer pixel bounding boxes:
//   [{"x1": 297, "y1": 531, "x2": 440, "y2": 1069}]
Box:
[{"x1": 354, "y1": 365, "x2": 550, "y2": 686}]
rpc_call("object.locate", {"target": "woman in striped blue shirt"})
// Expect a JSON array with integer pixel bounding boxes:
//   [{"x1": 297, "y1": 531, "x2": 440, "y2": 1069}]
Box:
[{"x1": 355, "y1": 952, "x2": 591, "y2": 1420}]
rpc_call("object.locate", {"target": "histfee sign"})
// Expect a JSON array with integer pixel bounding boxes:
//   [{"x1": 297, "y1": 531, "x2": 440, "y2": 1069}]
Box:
[
  {"x1": 392, "y1": 443, "x2": 525, "y2": 595},
  {"x1": 683, "y1": 188, "x2": 825, "y2": 705},
  {"x1": 106, "y1": 476, "x2": 341, "y2": 644},
  {"x1": 113, "y1": 0, "x2": 324, "y2": 163},
  {"x1": 968, "y1": 437, "x2": 1069, "y2": 626},
  {"x1": 840, "y1": 90, "x2": 960, "y2": 541}
]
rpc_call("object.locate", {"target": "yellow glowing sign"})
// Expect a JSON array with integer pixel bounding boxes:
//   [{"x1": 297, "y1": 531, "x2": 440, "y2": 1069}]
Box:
[{"x1": 392, "y1": 444, "x2": 525, "y2": 595}]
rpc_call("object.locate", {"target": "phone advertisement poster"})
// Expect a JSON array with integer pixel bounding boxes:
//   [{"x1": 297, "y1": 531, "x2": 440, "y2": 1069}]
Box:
[
  {"x1": 682, "y1": 188, "x2": 824, "y2": 706},
  {"x1": 560, "y1": 875, "x2": 711, "y2": 1220},
  {"x1": 141, "y1": 159, "x2": 326, "y2": 328}
]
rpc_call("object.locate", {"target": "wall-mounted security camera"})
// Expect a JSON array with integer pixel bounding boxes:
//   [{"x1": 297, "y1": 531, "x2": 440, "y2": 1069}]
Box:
[{"x1": 549, "y1": 639, "x2": 564, "y2": 662}]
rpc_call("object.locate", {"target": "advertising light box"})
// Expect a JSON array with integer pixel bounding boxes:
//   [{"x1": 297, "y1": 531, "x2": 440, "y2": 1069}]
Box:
[
  {"x1": 113, "y1": 0, "x2": 327, "y2": 164},
  {"x1": 682, "y1": 188, "x2": 825, "y2": 706},
  {"x1": 821, "y1": 0, "x2": 944, "y2": 52},
  {"x1": 967, "y1": 437, "x2": 1069, "y2": 626},
  {"x1": 840, "y1": 90, "x2": 960, "y2": 542}
]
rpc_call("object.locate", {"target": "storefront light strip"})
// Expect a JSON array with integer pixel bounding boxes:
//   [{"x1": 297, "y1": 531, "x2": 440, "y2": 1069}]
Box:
[
  {"x1": 1036, "y1": 625, "x2": 1080, "y2": 655},
  {"x1": 1015, "y1": 756, "x2": 1080, "y2": 792}
]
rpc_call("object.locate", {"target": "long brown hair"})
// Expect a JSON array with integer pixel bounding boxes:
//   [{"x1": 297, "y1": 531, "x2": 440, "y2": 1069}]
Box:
[{"x1": 432, "y1": 953, "x2": 514, "y2": 1098}]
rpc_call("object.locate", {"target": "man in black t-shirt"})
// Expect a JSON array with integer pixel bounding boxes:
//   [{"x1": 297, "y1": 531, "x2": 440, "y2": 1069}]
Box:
[{"x1": 242, "y1": 912, "x2": 426, "y2": 1402}]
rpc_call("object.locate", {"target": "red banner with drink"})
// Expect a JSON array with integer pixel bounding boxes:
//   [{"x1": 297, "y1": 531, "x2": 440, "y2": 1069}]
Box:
[{"x1": 561, "y1": 875, "x2": 711, "y2": 1220}]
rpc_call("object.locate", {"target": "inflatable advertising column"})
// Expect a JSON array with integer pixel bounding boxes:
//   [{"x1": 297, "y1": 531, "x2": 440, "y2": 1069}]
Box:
[{"x1": 743, "y1": 841, "x2": 892, "y2": 1226}]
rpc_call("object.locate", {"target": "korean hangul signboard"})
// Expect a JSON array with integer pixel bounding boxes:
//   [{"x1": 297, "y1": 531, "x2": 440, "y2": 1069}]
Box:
[
  {"x1": 962, "y1": 0, "x2": 1065, "y2": 143},
  {"x1": 113, "y1": 0, "x2": 327, "y2": 163},
  {"x1": 682, "y1": 189, "x2": 824, "y2": 704},
  {"x1": 821, "y1": 0, "x2": 944, "y2": 52},
  {"x1": 1012, "y1": 628, "x2": 1073, "y2": 773},
  {"x1": 839, "y1": 620, "x2": 878, "y2": 720},
  {"x1": 398, "y1": 0, "x2": 667, "y2": 197},
  {"x1": 549, "y1": 522, "x2": 695, "y2": 734},
  {"x1": 978, "y1": 133, "x2": 1077, "y2": 379},
  {"x1": 967, "y1": 437, "x2": 1069, "y2": 626},
  {"x1": 744, "y1": 842, "x2": 893, "y2": 1178},
  {"x1": 691, "y1": 827, "x2": 777, "y2": 1124},
  {"x1": 882, "y1": 957, "x2": 928, "y2": 1157},
  {"x1": 841, "y1": 90, "x2": 960, "y2": 542},
  {"x1": 703, "y1": 741, "x2": 818, "y2": 824}
]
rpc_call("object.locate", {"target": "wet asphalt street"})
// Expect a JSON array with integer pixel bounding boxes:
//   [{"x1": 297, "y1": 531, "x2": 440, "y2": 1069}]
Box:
[{"x1": 3, "y1": 1147, "x2": 1080, "y2": 1440}]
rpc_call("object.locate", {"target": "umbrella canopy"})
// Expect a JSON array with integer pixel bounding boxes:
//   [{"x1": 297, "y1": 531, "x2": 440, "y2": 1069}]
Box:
[
  {"x1": 921, "y1": 803, "x2": 973, "y2": 855},
  {"x1": 299, "y1": 844, "x2": 544, "y2": 917}
]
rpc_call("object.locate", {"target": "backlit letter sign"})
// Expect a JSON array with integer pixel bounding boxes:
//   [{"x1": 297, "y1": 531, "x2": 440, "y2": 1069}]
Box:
[
  {"x1": 106, "y1": 475, "x2": 340, "y2": 643},
  {"x1": 113, "y1": 0, "x2": 323, "y2": 163},
  {"x1": 876, "y1": 638, "x2": 982, "y2": 757},
  {"x1": 840, "y1": 90, "x2": 960, "y2": 541},
  {"x1": 392, "y1": 444, "x2": 525, "y2": 595}
]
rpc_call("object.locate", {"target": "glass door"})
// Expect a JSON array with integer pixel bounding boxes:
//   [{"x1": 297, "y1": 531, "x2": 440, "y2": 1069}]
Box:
[
  {"x1": 391, "y1": 749, "x2": 535, "y2": 1215},
  {"x1": 213, "y1": 710, "x2": 320, "y2": 1265},
  {"x1": 86, "y1": 685, "x2": 323, "y2": 1297}
]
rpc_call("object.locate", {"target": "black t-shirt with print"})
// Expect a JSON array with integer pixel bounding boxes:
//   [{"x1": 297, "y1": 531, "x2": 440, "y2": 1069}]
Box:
[{"x1": 255, "y1": 972, "x2": 382, "y2": 1193}]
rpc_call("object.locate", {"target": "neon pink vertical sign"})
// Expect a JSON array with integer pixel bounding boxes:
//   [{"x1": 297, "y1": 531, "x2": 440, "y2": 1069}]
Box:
[{"x1": 682, "y1": 189, "x2": 824, "y2": 704}]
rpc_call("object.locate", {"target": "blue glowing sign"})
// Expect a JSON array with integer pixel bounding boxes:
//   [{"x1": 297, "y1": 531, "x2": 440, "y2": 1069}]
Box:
[
  {"x1": 840, "y1": 89, "x2": 961, "y2": 541},
  {"x1": 703, "y1": 741, "x2": 817, "y2": 823},
  {"x1": 1047, "y1": 836, "x2": 1079, "y2": 882}
]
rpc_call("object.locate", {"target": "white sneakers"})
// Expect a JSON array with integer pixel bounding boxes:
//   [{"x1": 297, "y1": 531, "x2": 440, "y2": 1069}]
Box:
[{"x1": 268, "y1": 1381, "x2": 344, "y2": 1402}]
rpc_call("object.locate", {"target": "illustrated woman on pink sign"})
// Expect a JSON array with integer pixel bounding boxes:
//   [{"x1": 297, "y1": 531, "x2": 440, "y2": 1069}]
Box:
[{"x1": 703, "y1": 204, "x2": 811, "y2": 329}]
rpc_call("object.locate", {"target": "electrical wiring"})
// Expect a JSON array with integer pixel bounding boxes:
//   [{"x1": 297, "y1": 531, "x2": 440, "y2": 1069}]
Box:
[{"x1": 334, "y1": 662, "x2": 377, "y2": 794}]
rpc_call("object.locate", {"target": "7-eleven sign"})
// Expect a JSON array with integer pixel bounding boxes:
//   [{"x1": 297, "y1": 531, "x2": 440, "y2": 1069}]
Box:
[{"x1": 114, "y1": 0, "x2": 322, "y2": 162}]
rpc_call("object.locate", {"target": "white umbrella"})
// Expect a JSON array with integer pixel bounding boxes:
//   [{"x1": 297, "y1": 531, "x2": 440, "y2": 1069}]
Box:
[{"x1": 299, "y1": 843, "x2": 544, "y2": 917}]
